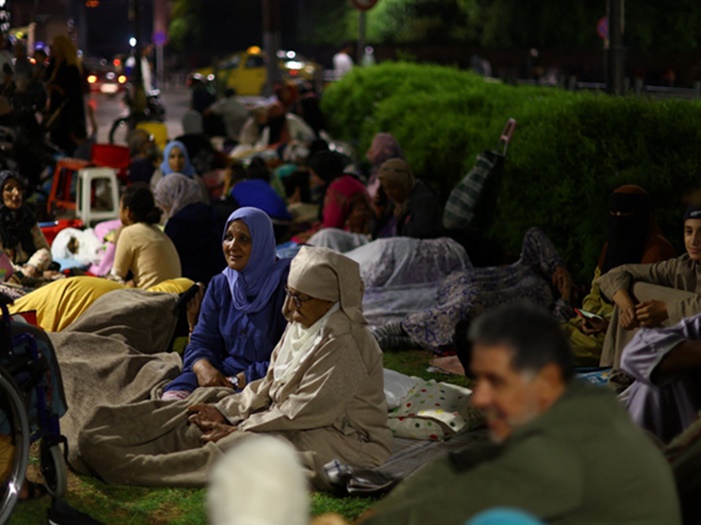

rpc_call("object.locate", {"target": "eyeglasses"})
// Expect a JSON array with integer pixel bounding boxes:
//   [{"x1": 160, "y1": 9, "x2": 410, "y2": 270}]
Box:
[
  {"x1": 3, "y1": 185, "x2": 22, "y2": 194},
  {"x1": 284, "y1": 285, "x2": 312, "y2": 309}
]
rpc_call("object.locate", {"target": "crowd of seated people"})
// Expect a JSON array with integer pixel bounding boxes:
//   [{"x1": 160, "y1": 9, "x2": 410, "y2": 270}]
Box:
[{"x1": 5, "y1": 69, "x2": 701, "y2": 525}]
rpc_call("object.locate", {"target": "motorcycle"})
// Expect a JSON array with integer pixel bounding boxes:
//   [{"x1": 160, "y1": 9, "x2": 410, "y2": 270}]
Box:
[{"x1": 108, "y1": 85, "x2": 166, "y2": 145}]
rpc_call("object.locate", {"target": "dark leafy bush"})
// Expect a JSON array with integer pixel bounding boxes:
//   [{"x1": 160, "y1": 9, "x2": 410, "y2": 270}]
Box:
[{"x1": 322, "y1": 62, "x2": 701, "y2": 281}]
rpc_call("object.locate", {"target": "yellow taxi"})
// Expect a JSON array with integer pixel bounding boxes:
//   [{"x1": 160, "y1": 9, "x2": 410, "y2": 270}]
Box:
[{"x1": 191, "y1": 46, "x2": 319, "y2": 96}]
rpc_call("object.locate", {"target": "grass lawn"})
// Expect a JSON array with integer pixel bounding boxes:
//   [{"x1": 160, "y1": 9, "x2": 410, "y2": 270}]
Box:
[{"x1": 9, "y1": 349, "x2": 469, "y2": 524}]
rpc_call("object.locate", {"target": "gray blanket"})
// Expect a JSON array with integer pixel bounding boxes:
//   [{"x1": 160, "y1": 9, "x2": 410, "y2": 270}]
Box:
[{"x1": 49, "y1": 289, "x2": 186, "y2": 473}]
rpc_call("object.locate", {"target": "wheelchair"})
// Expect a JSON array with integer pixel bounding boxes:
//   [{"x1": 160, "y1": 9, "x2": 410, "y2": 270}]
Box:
[{"x1": 0, "y1": 292, "x2": 68, "y2": 523}]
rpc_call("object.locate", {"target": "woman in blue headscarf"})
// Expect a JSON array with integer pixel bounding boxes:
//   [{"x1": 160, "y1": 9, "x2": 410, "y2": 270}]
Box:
[
  {"x1": 150, "y1": 140, "x2": 210, "y2": 202},
  {"x1": 162, "y1": 207, "x2": 291, "y2": 400}
]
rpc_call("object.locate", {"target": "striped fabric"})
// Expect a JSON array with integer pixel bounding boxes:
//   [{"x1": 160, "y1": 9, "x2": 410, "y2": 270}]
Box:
[{"x1": 442, "y1": 153, "x2": 496, "y2": 229}]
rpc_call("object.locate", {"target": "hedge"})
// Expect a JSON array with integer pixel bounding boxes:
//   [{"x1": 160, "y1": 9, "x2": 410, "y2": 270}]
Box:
[{"x1": 321, "y1": 62, "x2": 701, "y2": 282}]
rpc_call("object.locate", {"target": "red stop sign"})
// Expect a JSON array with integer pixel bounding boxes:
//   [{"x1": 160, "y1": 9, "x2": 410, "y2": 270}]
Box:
[{"x1": 350, "y1": 0, "x2": 379, "y2": 11}]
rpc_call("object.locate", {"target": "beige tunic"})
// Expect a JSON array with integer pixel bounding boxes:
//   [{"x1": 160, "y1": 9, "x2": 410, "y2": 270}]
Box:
[
  {"x1": 217, "y1": 310, "x2": 393, "y2": 477},
  {"x1": 597, "y1": 255, "x2": 701, "y2": 367},
  {"x1": 112, "y1": 222, "x2": 182, "y2": 289}
]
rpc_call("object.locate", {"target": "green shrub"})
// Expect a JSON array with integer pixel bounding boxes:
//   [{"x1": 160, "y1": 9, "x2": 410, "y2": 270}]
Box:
[{"x1": 322, "y1": 63, "x2": 701, "y2": 282}]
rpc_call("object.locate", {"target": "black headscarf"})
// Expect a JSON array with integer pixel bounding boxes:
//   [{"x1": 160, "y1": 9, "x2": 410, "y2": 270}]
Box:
[
  {"x1": 0, "y1": 170, "x2": 38, "y2": 257},
  {"x1": 601, "y1": 185, "x2": 651, "y2": 274}
]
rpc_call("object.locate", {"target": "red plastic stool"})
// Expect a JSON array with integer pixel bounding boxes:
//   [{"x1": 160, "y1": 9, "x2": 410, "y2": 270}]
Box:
[
  {"x1": 91, "y1": 143, "x2": 131, "y2": 183},
  {"x1": 47, "y1": 158, "x2": 91, "y2": 216}
]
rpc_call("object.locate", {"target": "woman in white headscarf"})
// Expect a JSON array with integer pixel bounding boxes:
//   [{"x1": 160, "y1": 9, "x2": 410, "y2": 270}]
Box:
[{"x1": 75, "y1": 246, "x2": 392, "y2": 489}]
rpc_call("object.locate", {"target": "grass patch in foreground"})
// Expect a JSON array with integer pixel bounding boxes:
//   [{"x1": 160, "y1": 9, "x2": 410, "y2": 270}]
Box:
[
  {"x1": 10, "y1": 470, "x2": 207, "y2": 525},
  {"x1": 383, "y1": 347, "x2": 472, "y2": 389},
  {"x1": 9, "y1": 350, "x2": 466, "y2": 524}
]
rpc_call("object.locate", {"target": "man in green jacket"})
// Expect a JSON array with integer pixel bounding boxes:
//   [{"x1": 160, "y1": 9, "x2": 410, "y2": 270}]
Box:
[{"x1": 362, "y1": 303, "x2": 681, "y2": 525}]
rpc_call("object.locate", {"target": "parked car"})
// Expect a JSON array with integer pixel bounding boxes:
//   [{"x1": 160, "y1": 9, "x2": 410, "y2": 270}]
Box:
[{"x1": 189, "y1": 47, "x2": 319, "y2": 96}]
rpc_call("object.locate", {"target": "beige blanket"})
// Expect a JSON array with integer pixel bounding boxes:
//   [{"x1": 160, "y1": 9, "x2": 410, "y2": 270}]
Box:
[
  {"x1": 49, "y1": 288, "x2": 272, "y2": 486},
  {"x1": 48, "y1": 289, "x2": 188, "y2": 473}
]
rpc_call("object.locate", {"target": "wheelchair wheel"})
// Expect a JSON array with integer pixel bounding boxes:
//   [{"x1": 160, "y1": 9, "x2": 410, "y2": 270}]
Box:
[
  {"x1": 40, "y1": 440, "x2": 67, "y2": 498},
  {"x1": 0, "y1": 371, "x2": 30, "y2": 525}
]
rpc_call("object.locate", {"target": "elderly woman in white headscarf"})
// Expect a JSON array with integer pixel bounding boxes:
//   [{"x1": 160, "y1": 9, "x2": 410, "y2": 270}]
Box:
[
  {"x1": 154, "y1": 173, "x2": 224, "y2": 284},
  {"x1": 75, "y1": 246, "x2": 392, "y2": 489},
  {"x1": 188, "y1": 245, "x2": 392, "y2": 487}
]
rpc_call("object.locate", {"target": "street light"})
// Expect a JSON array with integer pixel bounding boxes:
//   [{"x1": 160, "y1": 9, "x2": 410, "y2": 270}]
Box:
[{"x1": 129, "y1": 37, "x2": 137, "y2": 48}]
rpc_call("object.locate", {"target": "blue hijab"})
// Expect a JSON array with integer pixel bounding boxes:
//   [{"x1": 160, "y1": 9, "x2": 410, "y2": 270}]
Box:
[
  {"x1": 222, "y1": 207, "x2": 291, "y2": 314},
  {"x1": 160, "y1": 140, "x2": 196, "y2": 178}
]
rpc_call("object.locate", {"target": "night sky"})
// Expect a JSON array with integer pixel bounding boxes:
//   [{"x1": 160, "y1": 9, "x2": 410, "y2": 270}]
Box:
[{"x1": 83, "y1": 0, "x2": 153, "y2": 59}]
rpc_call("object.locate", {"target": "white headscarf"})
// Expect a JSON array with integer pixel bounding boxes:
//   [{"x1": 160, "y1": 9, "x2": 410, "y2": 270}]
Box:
[
  {"x1": 284, "y1": 246, "x2": 365, "y2": 323},
  {"x1": 273, "y1": 302, "x2": 339, "y2": 385},
  {"x1": 272, "y1": 246, "x2": 365, "y2": 385}
]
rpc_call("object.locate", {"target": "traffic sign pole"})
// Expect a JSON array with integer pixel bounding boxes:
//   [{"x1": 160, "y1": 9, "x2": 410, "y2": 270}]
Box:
[
  {"x1": 350, "y1": 0, "x2": 378, "y2": 67},
  {"x1": 357, "y1": 11, "x2": 366, "y2": 67},
  {"x1": 263, "y1": 0, "x2": 281, "y2": 97},
  {"x1": 607, "y1": 0, "x2": 625, "y2": 95},
  {"x1": 350, "y1": 0, "x2": 379, "y2": 11}
]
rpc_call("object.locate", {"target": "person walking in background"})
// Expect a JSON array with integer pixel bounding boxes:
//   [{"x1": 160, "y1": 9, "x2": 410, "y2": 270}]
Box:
[
  {"x1": 140, "y1": 44, "x2": 154, "y2": 93},
  {"x1": 46, "y1": 35, "x2": 86, "y2": 156},
  {"x1": 125, "y1": 44, "x2": 154, "y2": 93},
  {"x1": 333, "y1": 42, "x2": 354, "y2": 80}
]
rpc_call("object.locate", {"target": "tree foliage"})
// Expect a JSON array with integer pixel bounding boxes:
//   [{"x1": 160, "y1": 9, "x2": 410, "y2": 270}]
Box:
[
  {"x1": 165, "y1": 0, "x2": 701, "y2": 54},
  {"x1": 365, "y1": 0, "x2": 468, "y2": 44},
  {"x1": 364, "y1": 0, "x2": 701, "y2": 52},
  {"x1": 168, "y1": 0, "x2": 203, "y2": 51}
]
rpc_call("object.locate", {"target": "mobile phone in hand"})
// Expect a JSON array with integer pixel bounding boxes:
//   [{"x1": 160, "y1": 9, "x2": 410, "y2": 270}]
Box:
[{"x1": 574, "y1": 307, "x2": 604, "y2": 321}]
